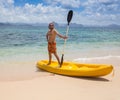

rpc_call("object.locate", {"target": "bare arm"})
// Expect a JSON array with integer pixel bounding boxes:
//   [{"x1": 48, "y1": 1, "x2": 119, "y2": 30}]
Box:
[
  {"x1": 57, "y1": 33, "x2": 68, "y2": 39},
  {"x1": 55, "y1": 30, "x2": 68, "y2": 39},
  {"x1": 46, "y1": 33, "x2": 48, "y2": 42}
]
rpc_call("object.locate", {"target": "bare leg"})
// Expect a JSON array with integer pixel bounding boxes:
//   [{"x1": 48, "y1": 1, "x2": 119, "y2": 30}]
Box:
[
  {"x1": 47, "y1": 52, "x2": 52, "y2": 65},
  {"x1": 54, "y1": 52, "x2": 60, "y2": 65}
]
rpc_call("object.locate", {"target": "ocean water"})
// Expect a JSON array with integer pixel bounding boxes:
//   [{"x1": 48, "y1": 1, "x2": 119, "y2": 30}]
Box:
[{"x1": 0, "y1": 24, "x2": 120, "y2": 81}]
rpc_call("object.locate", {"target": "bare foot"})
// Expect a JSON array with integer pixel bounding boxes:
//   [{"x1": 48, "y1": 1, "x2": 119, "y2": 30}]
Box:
[
  {"x1": 47, "y1": 62, "x2": 51, "y2": 65},
  {"x1": 59, "y1": 64, "x2": 62, "y2": 68},
  {"x1": 57, "y1": 63, "x2": 61, "y2": 68}
]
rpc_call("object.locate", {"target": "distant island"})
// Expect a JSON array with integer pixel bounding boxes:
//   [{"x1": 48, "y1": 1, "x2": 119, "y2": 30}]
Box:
[
  {"x1": 107, "y1": 24, "x2": 120, "y2": 28},
  {"x1": 0, "y1": 22, "x2": 120, "y2": 28}
]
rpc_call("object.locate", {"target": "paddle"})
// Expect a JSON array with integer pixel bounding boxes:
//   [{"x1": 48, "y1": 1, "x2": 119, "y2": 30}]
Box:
[{"x1": 60, "y1": 10, "x2": 73, "y2": 67}]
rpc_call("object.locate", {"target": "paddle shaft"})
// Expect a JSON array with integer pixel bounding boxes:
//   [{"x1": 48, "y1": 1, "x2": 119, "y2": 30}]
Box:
[
  {"x1": 60, "y1": 25, "x2": 69, "y2": 67},
  {"x1": 62, "y1": 25, "x2": 69, "y2": 54},
  {"x1": 60, "y1": 10, "x2": 73, "y2": 67}
]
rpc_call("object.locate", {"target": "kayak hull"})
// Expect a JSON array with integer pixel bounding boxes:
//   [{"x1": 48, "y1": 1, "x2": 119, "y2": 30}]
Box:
[{"x1": 36, "y1": 60, "x2": 113, "y2": 77}]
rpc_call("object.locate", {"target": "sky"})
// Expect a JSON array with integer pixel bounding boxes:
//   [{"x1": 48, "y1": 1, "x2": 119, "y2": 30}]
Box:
[{"x1": 0, "y1": 0, "x2": 120, "y2": 25}]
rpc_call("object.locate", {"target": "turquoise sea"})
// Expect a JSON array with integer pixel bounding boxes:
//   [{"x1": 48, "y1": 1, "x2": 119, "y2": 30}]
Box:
[{"x1": 0, "y1": 24, "x2": 120, "y2": 81}]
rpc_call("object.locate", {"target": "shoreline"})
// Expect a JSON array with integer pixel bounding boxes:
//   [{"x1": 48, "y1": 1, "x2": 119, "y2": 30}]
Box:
[{"x1": 0, "y1": 54, "x2": 120, "y2": 82}]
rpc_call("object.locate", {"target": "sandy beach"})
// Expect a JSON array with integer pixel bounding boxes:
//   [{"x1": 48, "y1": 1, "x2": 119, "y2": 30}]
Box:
[{"x1": 0, "y1": 61, "x2": 120, "y2": 100}]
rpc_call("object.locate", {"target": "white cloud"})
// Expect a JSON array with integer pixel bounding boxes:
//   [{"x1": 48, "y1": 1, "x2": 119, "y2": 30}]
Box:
[
  {"x1": 84, "y1": 0, "x2": 120, "y2": 14},
  {"x1": 0, "y1": 0, "x2": 120, "y2": 25},
  {"x1": 0, "y1": 0, "x2": 14, "y2": 7},
  {"x1": 45, "y1": 0, "x2": 81, "y2": 8},
  {"x1": 0, "y1": 1, "x2": 67, "y2": 23},
  {"x1": 79, "y1": 0, "x2": 120, "y2": 25}
]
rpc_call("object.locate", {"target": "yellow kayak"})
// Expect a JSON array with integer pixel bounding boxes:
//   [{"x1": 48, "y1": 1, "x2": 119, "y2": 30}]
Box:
[{"x1": 36, "y1": 60, "x2": 113, "y2": 77}]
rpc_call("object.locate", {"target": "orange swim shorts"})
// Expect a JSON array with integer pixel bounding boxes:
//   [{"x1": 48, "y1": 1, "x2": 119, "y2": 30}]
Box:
[{"x1": 48, "y1": 42, "x2": 56, "y2": 53}]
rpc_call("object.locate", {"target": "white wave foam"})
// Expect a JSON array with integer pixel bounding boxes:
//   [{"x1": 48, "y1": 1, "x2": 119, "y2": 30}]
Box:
[{"x1": 73, "y1": 55, "x2": 120, "y2": 66}]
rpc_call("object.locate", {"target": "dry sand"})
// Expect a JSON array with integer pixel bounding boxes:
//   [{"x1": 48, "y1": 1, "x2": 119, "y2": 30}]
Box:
[{"x1": 0, "y1": 63, "x2": 120, "y2": 100}]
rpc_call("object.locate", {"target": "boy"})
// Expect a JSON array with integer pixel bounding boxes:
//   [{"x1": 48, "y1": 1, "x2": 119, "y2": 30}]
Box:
[{"x1": 46, "y1": 22, "x2": 67, "y2": 66}]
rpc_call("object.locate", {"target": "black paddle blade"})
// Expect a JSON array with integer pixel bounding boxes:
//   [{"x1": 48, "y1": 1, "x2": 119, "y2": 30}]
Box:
[
  {"x1": 67, "y1": 10, "x2": 73, "y2": 25},
  {"x1": 60, "y1": 54, "x2": 64, "y2": 67}
]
